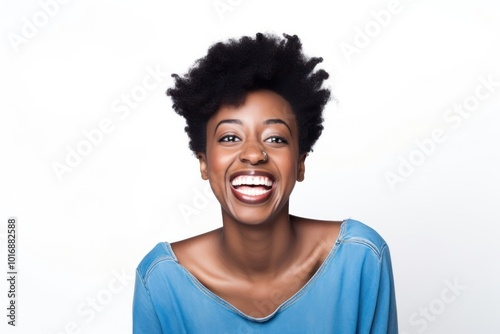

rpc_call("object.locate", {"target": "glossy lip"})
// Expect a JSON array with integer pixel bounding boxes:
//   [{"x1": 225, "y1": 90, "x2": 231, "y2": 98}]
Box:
[{"x1": 229, "y1": 171, "x2": 276, "y2": 204}]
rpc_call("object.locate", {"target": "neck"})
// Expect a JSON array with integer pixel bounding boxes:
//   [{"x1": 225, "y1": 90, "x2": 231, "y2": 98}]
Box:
[{"x1": 218, "y1": 206, "x2": 297, "y2": 280}]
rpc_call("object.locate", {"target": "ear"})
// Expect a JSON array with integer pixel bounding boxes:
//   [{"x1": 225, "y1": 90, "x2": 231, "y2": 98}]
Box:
[
  {"x1": 297, "y1": 152, "x2": 307, "y2": 182},
  {"x1": 197, "y1": 152, "x2": 209, "y2": 180}
]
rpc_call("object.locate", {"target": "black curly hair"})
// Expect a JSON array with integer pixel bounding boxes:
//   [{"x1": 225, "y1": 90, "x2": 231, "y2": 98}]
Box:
[{"x1": 167, "y1": 32, "x2": 331, "y2": 155}]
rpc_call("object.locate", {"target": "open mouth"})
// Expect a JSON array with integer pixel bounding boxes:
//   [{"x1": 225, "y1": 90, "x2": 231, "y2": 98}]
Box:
[{"x1": 230, "y1": 174, "x2": 274, "y2": 203}]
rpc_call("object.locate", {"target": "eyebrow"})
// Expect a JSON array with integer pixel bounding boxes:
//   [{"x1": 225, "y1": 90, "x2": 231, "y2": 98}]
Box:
[
  {"x1": 214, "y1": 119, "x2": 242, "y2": 135},
  {"x1": 214, "y1": 118, "x2": 293, "y2": 136},
  {"x1": 264, "y1": 119, "x2": 292, "y2": 135}
]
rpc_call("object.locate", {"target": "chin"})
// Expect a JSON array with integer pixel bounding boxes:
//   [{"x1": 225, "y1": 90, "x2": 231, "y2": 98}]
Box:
[{"x1": 224, "y1": 203, "x2": 286, "y2": 227}]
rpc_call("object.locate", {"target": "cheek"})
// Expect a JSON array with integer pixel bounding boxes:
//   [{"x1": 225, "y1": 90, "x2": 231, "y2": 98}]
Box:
[
  {"x1": 205, "y1": 149, "x2": 236, "y2": 185},
  {"x1": 276, "y1": 156, "x2": 300, "y2": 185}
]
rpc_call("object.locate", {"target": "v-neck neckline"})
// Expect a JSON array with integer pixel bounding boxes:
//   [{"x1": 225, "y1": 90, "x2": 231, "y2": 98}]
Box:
[{"x1": 164, "y1": 219, "x2": 348, "y2": 322}]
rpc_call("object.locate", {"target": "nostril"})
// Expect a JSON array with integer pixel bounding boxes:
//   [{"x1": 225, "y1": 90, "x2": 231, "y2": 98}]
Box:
[{"x1": 239, "y1": 148, "x2": 268, "y2": 164}]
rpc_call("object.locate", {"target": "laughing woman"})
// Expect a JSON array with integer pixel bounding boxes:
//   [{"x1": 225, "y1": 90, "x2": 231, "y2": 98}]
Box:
[{"x1": 133, "y1": 33, "x2": 398, "y2": 333}]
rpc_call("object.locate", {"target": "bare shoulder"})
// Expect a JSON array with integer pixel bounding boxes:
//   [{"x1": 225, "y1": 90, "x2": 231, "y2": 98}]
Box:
[
  {"x1": 170, "y1": 228, "x2": 221, "y2": 269},
  {"x1": 291, "y1": 215, "x2": 343, "y2": 251}
]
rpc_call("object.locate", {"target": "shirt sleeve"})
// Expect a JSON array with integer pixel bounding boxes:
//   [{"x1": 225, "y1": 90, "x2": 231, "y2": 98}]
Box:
[
  {"x1": 371, "y1": 244, "x2": 398, "y2": 333},
  {"x1": 133, "y1": 269, "x2": 163, "y2": 334}
]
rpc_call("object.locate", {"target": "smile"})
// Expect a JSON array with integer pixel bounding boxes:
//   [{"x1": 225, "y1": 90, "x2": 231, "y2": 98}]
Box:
[{"x1": 230, "y1": 173, "x2": 275, "y2": 204}]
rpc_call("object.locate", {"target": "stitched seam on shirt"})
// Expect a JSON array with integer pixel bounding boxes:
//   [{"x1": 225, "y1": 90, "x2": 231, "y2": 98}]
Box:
[
  {"x1": 278, "y1": 239, "x2": 342, "y2": 313},
  {"x1": 184, "y1": 272, "x2": 250, "y2": 316},
  {"x1": 142, "y1": 258, "x2": 177, "y2": 283},
  {"x1": 138, "y1": 243, "x2": 178, "y2": 282},
  {"x1": 135, "y1": 268, "x2": 164, "y2": 328},
  {"x1": 340, "y1": 238, "x2": 386, "y2": 260},
  {"x1": 266, "y1": 220, "x2": 348, "y2": 318},
  {"x1": 180, "y1": 223, "x2": 348, "y2": 323},
  {"x1": 263, "y1": 220, "x2": 348, "y2": 317}
]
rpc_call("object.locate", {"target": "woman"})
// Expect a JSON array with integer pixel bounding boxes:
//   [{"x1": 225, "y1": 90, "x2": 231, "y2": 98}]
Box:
[{"x1": 133, "y1": 33, "x2": 398, "y2": 333}]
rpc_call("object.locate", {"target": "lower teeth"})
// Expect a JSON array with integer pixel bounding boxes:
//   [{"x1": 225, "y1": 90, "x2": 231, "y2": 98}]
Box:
[{"x1": 236, "y1": 187, "x2": 269, "y2": 196}]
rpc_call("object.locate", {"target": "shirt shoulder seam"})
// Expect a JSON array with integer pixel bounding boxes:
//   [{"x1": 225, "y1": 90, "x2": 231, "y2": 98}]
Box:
[
  {"x1": 341, "y1": 219, "x2": 388, "y2": 260},
  {"x1": 137, "y1": 242, "x2": 177, "y2": 283},
  {"x1": 340, "y1": 238, "x2": 387, "y2": 260}
]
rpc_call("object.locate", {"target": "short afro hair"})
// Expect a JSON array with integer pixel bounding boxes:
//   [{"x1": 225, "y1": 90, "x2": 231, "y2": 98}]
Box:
[{"x1": 167, "y1": 32, "x2": 331, "y2": 155}]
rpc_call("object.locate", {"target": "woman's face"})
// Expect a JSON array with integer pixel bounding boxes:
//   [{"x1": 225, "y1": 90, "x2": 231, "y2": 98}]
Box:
[{"x1": 198, "y1": 90, "x2": 306, "y2": 225}]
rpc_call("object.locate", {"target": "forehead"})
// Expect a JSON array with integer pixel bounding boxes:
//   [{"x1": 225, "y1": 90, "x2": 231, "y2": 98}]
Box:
[{"x1": 209, "y1": 90, "x2": 297, "y2": 127}]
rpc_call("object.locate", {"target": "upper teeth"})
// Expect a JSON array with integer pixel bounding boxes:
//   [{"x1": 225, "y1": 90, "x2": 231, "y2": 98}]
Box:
[{"x1": 231, "y1": 175, "x2": 273, "y2": 187}]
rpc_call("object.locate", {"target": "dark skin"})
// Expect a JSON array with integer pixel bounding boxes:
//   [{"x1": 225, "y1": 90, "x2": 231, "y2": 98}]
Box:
[{"x1": 172, "y1": 90, "x2": 341, "y2": 318}]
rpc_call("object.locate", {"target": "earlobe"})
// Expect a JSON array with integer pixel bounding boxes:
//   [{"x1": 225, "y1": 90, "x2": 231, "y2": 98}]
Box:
[
  {"x1": 297, "y1": 152, "x2": 307, "y2": 182},
  {"x1": 197, "y1": 152, "x2": 209, "y2": 180}
]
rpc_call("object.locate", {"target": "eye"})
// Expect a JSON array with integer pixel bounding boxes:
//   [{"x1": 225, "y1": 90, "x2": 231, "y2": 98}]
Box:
[
  {"x1": 266, "y1": 136, "x2": 288, "y2": 144},
  {"x1": 219, "y1": 135, "x2": 241, "y2": 142}
]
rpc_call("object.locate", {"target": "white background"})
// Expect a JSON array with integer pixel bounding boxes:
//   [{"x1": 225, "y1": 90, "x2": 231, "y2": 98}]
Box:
[{"x1": 1, "y1": 0, "x2": 499, "y2": 333}]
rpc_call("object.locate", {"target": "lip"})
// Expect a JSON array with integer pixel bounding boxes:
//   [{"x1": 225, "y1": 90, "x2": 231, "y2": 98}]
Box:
[{"x1": 229, "y1": 171, "x2": 276, "y2": 204}]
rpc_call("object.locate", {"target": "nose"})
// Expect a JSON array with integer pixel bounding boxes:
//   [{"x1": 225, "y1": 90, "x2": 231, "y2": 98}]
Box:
[{"x1": 239, "y1": 145, "x2": 268, "y2": 165}]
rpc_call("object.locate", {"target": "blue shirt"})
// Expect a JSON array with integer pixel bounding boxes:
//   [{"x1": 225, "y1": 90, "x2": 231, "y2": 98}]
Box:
[{"x1": 133, "y1": 219, "x2": 398, "y2": 333}]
